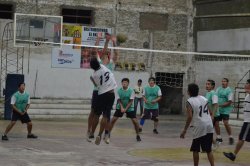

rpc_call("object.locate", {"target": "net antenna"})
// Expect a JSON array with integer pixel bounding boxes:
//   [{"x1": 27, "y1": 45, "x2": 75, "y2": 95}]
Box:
[{"x1": 14, "y1": 13, "x2": 63, "y2": 48}]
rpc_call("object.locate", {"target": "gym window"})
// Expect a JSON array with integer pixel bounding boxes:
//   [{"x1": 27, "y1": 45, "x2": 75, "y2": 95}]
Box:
[
  {"x1": 62, "y1": 8, "x2": 93, "y2": 25},
  {"x1": 0, "y1": 3, "x2": 14, "y2": 19}
]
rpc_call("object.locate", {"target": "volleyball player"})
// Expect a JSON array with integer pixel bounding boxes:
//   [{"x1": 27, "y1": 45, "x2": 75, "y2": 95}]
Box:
[
  {"x1": 89, "y1": 57, "x2": 117, "y2": 145},
  {"x1": 109, "y1": 78, "x2": 141, "y2": 142},
  {"x1": 223, "y1": 79, "x2": 250, "y2": 161},
  {"x1": 139, "y1": 77, "x2": 162, "y2": 134},
  {"x1": 180, "y1": 83, "x2": 214, "y2": 166}
]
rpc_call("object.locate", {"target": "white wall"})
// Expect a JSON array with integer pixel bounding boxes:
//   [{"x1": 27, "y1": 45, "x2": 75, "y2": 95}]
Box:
[
  {"x1": 23, "y1": 50, "x2": 150, "y2": 99},
  {"x1": 195, "y1": 60, "x2": 250, "y2": 95},
  {"x1": 197, "y1": 28, "x2": 250, "y2": 52}
]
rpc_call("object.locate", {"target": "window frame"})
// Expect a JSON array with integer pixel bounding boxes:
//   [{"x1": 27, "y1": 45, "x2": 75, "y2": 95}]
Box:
[
  {"x1": 0, "y1": 3, "x2": 15, "y2": 20},
  {"x1": 61, "y1": 6, "x2": 94, "y2": 25}
]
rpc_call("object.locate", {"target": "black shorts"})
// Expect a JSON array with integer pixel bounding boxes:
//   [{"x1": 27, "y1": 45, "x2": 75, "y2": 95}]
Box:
[
  {"x1": 190, "y1": 133, "x2": 213, "y2": 153},
  {"x1": 214, "y1": 114, "x2": 230, "y2": 121},
  {"x1": 91, "y1": 90, "x2": 98, "y2": 109},
  {"x1": 11, "y1": 111, "x2": 31, "y2": 123},
  {"x1": 239, "y1": 122, "x2": 250, "y2": 142},
  {"x1": 142, "y1": 109, "x2": 159, "y2": 119},
  {"x1": 114, "y1": 109, "x2": 136, "y2": 119},
  {"x1": 95, "y1": 91, "x2": 115, "y2": 117}
]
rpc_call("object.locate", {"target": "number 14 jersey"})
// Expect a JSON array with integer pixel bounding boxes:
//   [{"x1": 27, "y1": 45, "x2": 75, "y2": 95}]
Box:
[
  {"x1": 187, "y1": 95, "x2": 214, "y2": 139},
  {"x1": 92, "y1": 64, "x2": 117, "y2": 95}
]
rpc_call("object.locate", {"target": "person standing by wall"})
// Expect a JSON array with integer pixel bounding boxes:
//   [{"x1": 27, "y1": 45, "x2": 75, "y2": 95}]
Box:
[{"x1": 134, "y1": 79, "x2": 144, "y2": 116}]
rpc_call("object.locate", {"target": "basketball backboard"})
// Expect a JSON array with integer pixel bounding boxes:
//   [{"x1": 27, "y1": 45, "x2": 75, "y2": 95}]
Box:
[{"x1": 14, "y1": 13, "x2": 63, "y2": 48}]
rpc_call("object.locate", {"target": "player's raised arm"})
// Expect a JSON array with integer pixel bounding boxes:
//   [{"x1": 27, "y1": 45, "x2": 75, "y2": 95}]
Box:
[
  {"x1": 101, "y1": 33, "x2": 111, "y2": 61},
  {"x1": 95, "y1": 32, "x2": 102, "y2": 46},
  {"x1": 111, "y1": 35, "x2": 119, "y2": 63}
]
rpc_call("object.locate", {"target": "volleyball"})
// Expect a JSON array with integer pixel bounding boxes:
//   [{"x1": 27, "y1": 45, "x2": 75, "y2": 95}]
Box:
[{"x1": 116, "y1": 33, "x2": 128, "y2": 44}]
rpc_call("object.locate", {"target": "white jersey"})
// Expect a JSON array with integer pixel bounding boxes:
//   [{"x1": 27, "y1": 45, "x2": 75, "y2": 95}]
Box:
[
  {"x1": 244, "y1": 94, "x2": 250, "y2": 122},
  {"x1": 187, "y1": 95, "x2": 214, "y2": 139},
  {"x1": 92, "y1": 64, "x2": 117, "y2": 95}
]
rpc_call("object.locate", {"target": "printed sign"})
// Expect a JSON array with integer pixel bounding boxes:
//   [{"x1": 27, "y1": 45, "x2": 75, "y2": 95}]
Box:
[
  {"x1": 51, "y1": 25, "x2": 112, "y2": 69},
  {"x1": 51, "y1": 45, "x2": 81, "y2": 68}
]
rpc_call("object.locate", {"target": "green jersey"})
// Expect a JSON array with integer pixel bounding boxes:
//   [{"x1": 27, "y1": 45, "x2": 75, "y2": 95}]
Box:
[
  {"x1": 216, "y1": 87, "x2": 233, "y2": 114},
  {"x1": 144, "y1": 85, "x2": 162, "y2": 109},
  {"x1": 205, "y1": 90, "x2": 219, "y2": 117},
  {"x1": 116, "y1": 87, "x2": 134, "y2": 112},
  {"x1": 100, "y1": 59, "x2": 114, "y2": 71},
  {"x1": 11, "y1": 91, "x2": 30, "y2": 112}
]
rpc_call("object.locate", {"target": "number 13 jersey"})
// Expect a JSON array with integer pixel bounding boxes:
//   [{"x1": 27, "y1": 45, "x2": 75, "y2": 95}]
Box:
[
  {"x1": 187, "y1": 95, "x2": 214, "y2": 139},
  {"x1": 92, "y1": 64, "x2": 117, "y2": 95}
]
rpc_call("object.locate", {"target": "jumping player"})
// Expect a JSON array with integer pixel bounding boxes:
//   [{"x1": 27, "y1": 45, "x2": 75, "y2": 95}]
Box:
[
  {"x1": 99, "y1": 33, "x2": 119, "y2": 142},
  {"x1": 86, "y1": 32, "x2": 118, "y2": 142},
  {"x1": 89, "y1": 57, "x2": 117, "y2": 145}
]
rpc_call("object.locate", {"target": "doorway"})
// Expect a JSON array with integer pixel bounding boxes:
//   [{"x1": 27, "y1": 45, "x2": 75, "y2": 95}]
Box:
[{"x1": 155, "y1": 72, "x2": 184, "y2": 115}]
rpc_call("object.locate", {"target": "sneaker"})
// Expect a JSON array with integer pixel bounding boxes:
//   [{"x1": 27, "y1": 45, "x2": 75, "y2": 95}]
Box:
[
  {"x1": 87, "y1": 135, "x2": 94, "y2": 142},
  {"x1": 104, "y1": 135, "x2": 110, "y2": 144},
  {"x1": 136, "y1": 135, "x2": 141, "y2": 142},
  {"x1": 229, "y1": 137, "x2": 234, "y2": 145},
  {"x1": 138, "y1": 128, "x2": 142, "y2": 133},
  {"x1": 223, "y1": 152, "x2": 236, "y2": 161},
  {"x1": 216, "y1": 138, "x2": 223, "y2": 145},
  {"x1": 2, "y1": 135, "x2": 8, "y2": 141},
  {"x1": 153, "y1": 129, "x2": 159, "y2": 134},
  {"x1": 95, "y1": 136, "x2": 101, "y2": 145},
  {"x1": 27, "y1": 134, "x2": 38, "y2": 139}
]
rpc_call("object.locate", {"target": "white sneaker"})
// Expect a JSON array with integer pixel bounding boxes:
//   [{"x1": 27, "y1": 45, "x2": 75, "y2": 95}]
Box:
[
  {"x1": 87, "y1": 135, "x2": 94, "y2": 142},
  {"x1": 86, "y1": 131, "x2": 90, "y2": 139},
  {"x1": 104, "y1": 136, "x2": 110, "y2": 144}
]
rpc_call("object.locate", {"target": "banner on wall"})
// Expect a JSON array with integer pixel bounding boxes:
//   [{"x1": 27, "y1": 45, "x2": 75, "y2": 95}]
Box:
[
  {"x1": 51, "y1": 45, "x2": 81, "y2": 68},
  {"x1": 82, "y1": 26, "x2": 112, "y2": 46},
  {"x1": 51, "y1": 25, "x2": 112, "y2": 69}
]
